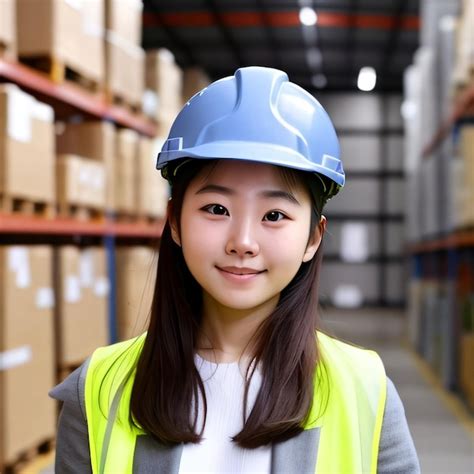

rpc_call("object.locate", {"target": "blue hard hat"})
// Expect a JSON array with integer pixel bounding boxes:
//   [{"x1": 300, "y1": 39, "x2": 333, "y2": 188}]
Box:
[{"x1": 156, "y1": 66, "x2": 344, "y2": 200}]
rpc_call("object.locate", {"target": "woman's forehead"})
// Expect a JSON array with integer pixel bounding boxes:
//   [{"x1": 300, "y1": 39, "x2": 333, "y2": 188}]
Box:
[{"x1": 192, "y1": 159, "x2": 301, "y2": 192}]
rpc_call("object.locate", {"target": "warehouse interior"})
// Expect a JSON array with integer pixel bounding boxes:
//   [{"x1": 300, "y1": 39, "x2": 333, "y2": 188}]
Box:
[{"x1": 0, "y1": 0, "x2": 473, "y2": 472}]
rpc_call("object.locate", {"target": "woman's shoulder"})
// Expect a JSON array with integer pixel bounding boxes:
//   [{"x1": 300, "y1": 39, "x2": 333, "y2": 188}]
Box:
[
  {"x1": 49, "y1": 357, "x2": 90, "y2": 418},
  {"x1": 317, "y1": 331, "x2": 386, "y2": 374}
]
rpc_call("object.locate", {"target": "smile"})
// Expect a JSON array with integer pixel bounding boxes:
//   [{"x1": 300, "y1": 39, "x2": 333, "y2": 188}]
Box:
[{"x1": 216, "y1": 266, "x2": 265, "y2": 281}]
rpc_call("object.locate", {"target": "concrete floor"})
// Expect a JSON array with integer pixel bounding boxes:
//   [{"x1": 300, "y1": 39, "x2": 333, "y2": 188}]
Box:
[
  {"x1": 37, "y1": 307, "x2": 473, "y2": 473},
  {"x1": 321, "y1": 307, "x2": 474, "y2": 474}
]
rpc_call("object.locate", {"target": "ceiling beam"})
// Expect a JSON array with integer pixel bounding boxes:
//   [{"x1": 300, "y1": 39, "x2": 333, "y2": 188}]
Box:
[
  {"x1": 142, "y1": 10, "x2": 419, "y2": 31},
  {"x1": 205, "y1": 0, "x2": 245, "y2": 67}
]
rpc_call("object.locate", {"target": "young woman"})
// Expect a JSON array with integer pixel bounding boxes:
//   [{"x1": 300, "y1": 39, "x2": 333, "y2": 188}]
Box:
[{"x1": 50, "y1": 66, "x2": 420, "y2": 473}]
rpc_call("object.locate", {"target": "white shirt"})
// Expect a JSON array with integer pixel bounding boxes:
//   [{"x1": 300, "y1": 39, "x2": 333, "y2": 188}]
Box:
[{"x1": 178, "y1": 353, "x2": 272, "y2": 474}]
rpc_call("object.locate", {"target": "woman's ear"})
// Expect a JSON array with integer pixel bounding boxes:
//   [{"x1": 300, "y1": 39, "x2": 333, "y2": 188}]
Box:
[
  {"x1": 302, "y1": 215, "x2": 326, "y2": 263},
  {"x1": 167, "y1": 200, "x2": 182, "y2": 247}
]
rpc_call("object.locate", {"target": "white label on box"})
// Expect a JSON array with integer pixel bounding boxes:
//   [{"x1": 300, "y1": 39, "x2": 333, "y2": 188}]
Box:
[
  {"x1": 16, "y1": 261, "x2": 31, "y2": 288},
  {"x1": 340, "y1": 222, "x2": 369, "y2": 262},
  {"x1": 92, "y1": 169, "x2": 105, "y2": 190},
  {"x1": 65, "y1": 275, "x2": 81, "y2": 303},
  {"x1": 32, "y1": 102, "x2": 54, "y2": 123},
  {"x1": 79, "y1": 167, "x2": 90, "y2": 185},
  {"x1": 7, "y1": 87, "x2": 34, "y2": 143},
  {"x1": 94, "y1": 277, "x2": 110, "y2": 297},
  {"x1": 8, "y1": 247, "x2": 31, "y2": 288},
  {"x1": 36, "y1": 287, "x2": 55, "y2": 309},
  {"x1": 0, "y1": 346, "x2": 32, "y2": 371},
  {"x1": 8, "y1": 247, "x2": 28, "y2": 272},
  {"x1": 79, "y1": 250, "x2": 94, "y2": 288},
  {"x1": 65, "y1": 0, "x2": 83, "y2": 10}
]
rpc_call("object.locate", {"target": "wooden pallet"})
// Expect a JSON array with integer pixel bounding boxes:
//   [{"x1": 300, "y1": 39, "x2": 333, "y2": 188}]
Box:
[
  {"x1": 2, "y1": 439, "x2": 55, "y2": 474},
  {"x1": 105, "y1": 88, "x2": 142, "y2": 115},
  {"x1": 0, "y1": 195, "x2": 55, "y2": 218},
  {"x1": 57, "y1": 203, "x2": 106, "y2": 222},
  {"x1": 19, "y1": 55, "x2": 102, "y2": 95}
]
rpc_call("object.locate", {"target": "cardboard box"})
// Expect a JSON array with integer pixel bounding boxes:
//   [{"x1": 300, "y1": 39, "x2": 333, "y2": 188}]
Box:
[
  {"x1": 56, "y1": 121, "x2": 116, "y2": 210},
  {"x1": 116, "y1": 129, "x2": 139, "y2": 214},
  {"x1": 182, "y1": 67, "x2": 211, "y2": 103},
  {"x1": 116, "y1": 247, "x2": 157, "y2": 341},
  {"x1": 56, "y1": 246, "x2": 109, "y2": 367},
  {"x1": 0, "y1": 246, "x2": 55, "y2": 466},
  {"x1": 106, "y1": 0, "x2": 142, "y2": 46},
  {"x1": 0, "y1": 85, "x2": 55, "y2": 202},
  {"x1": 145, "y1": 49, "x2": 183, "y2": 122},
  {"x1": 460, "y1": 333, "x2": 474, "y2": 410},
  {"x1": 17, "y1": 0, "x2": 104, "y2": 84},
  {"x1": 0, "y1": 0, "x2": 16, "y2": 57},
  {"x1": 136, "y1": 137, "x2": 169, "y2": 218},
  {"x1": 106, "y1": 32, "x2": 144, "y2": 107},
  {"x1": 57, "y1": 154, "x2": 106, "y2": 210}
]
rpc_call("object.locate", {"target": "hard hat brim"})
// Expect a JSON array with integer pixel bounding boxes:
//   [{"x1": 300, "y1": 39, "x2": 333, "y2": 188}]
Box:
[{"x1": 157, "y1": 141, "x2": 345, "y2": 187}]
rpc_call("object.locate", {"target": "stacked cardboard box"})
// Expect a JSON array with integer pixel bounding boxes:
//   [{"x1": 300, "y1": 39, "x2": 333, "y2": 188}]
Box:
[
  {"x1": 116, "y1": 247, "x2": 157, "y2": 341},
  {"x1": 460, "y1": 332, "x2": 474, "y2": 409},
  {"x1": 0, "y1": 85, "x2": 55, "y2": 205},
  {"x1": 57, "y1": 154, "x2": 106, "y2": 212},
  {"x1": 17, "y1": 0, "x2": 104, "y2": 86},
  {"x1": 0, "y1": 0, "x2": 15, "y2": 57},
  {"x1": 457, "y1": 125, "x2": 474, "y2": 227},
  {"x1": 136, "y1": 137, "x2": 169, "y2": 219},
  {"x1": 182, "y1": 67, "x2": 211, "y2": 104},
  {"x1": 56, "y1": 121, "x2": 116, "y2": 211},
  {"x1": 0, "y1": 246, "x2": 55, "y2": 467},
  {"x1": 56, "y1": 247, "x2": 109, "y2": 368},
  {"x1": 105, "y1": 0, "x2": 144, "y2": 107},
  {"x1": 145, "y1": 49, "x2": 183, "y2": 136},
  {"x1": 116, "y1": 129, "x2": 139, "y2": 214}
]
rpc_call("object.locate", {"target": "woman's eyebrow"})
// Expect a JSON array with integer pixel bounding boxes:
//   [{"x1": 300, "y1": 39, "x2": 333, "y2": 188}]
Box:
[{"x1": 195, "y1": 184, "x2": 300, "y2": 206}]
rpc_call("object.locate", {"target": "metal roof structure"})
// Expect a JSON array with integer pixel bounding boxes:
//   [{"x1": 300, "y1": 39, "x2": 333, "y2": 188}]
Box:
[{"x1": 142, "y1": 0, "x2": 419, "y2": 92}]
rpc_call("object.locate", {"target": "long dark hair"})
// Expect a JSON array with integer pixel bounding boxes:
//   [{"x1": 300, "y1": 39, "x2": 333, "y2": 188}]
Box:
[{"x1": 130, "y1": 159, "x2": 330, "y2": 448}]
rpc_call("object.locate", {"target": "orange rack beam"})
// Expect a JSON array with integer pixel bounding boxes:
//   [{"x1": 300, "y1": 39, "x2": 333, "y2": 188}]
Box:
[
  {"x1": 0, "y1": 213, "x2": 164, "y2": 239},
  {"x1": 422, "y1": 83, "x2": 474, "y2": 158},
  {"x1": 406, "y1": 230, "x2": 474, "y2": 253},
  {"x1": 0, "y1": 58, "x2": 156, "y2": 137}
]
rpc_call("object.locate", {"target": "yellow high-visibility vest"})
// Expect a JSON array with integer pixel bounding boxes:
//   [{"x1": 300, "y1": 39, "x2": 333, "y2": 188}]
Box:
[{"x1": 84, "y1": 332, "x2": 386, "y2": 474}]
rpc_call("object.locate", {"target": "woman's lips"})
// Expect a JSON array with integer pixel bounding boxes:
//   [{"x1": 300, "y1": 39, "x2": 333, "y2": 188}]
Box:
[{"x1": 216, "y1": 266, "x2": 265, "y2": 282}]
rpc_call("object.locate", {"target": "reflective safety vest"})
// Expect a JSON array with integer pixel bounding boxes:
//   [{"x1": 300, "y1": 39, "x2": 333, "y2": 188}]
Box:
[{"x1": 84, "y1": 332, "x2": 386, "y2": 474}]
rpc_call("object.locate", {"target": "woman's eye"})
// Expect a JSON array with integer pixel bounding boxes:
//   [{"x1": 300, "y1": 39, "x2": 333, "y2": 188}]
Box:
[
  {"x1": 203, "y1": 204, "x2": 229, "y2": 216},
  {"x1": 264, "y1": 211, "x2": 286, "y2": 222}
]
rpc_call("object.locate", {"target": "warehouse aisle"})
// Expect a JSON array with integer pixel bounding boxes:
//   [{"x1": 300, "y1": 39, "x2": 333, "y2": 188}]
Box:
[{"x1": 321, "y1": 307, "x2": 474, "y2": 474}]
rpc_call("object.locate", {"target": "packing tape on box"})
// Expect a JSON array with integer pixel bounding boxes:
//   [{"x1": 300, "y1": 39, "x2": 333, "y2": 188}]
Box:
[
  {"x1": 8, "y1": 247, "x2": 31, "y2": 288},
  {"x1": 65, "y1": 275, "x2": 82, "y2": 303},
  {"x1": 36, "y1": 287, "x2": 55, "y2": 309},
  {"x1": 94, "y1": 277, "x2": 110, "y2": 297},
  {"x1": 7, "y1": 86, "x2": 34, "y2": 143},
  {"x1": 0, "y1": 346, "x2": 32, "y2": 371},
  {"x1": 79, "y1": 250, "x2": 95, "y2": 288}
]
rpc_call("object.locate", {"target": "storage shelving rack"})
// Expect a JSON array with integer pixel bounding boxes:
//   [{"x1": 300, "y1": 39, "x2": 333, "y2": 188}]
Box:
[
  {"x1": 406, "y1": 82, "x2": 474, "y2": 397},
  {"x1": 0, "y1": 56, "x2": 164, "y2": 343}
]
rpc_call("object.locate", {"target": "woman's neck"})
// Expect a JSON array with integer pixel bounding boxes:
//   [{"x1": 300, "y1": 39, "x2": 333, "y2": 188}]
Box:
[{"x1": 196, "y1": 293, "x2": 279, "y2": 363}]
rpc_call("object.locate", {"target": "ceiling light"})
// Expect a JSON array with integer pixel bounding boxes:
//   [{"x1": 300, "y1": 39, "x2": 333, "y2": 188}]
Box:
[
  {"x1": 311, "y1": 74, "x2": 327, "y2": 88},
  {"x1": 357, "y1": 67, "x2": 377, "y2": 91},
  {"x1": 299, "y1": 7, "x2": 318, "y2": 26}
]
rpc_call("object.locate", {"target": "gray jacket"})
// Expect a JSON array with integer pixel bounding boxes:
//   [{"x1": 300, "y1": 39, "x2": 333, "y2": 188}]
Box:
[{"x1": 50, "y1": 359, "x2": 421, "y2": 473}]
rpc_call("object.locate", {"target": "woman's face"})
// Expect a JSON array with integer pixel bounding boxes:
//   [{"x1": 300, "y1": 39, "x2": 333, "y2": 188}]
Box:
[{"x1": 171, "y1": 159, "x2": 324, "y2": 313}]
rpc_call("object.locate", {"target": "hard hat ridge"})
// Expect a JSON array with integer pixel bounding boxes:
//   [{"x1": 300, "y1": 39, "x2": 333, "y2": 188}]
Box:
[{"x1": 157, "y1": 66, "x2": 345, "y2": 201}]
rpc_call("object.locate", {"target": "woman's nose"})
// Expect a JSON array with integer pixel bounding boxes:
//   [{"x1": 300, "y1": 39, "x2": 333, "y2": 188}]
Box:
[{"x1": 225, "y1": 220, "x2": 260, "y2": 257}]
